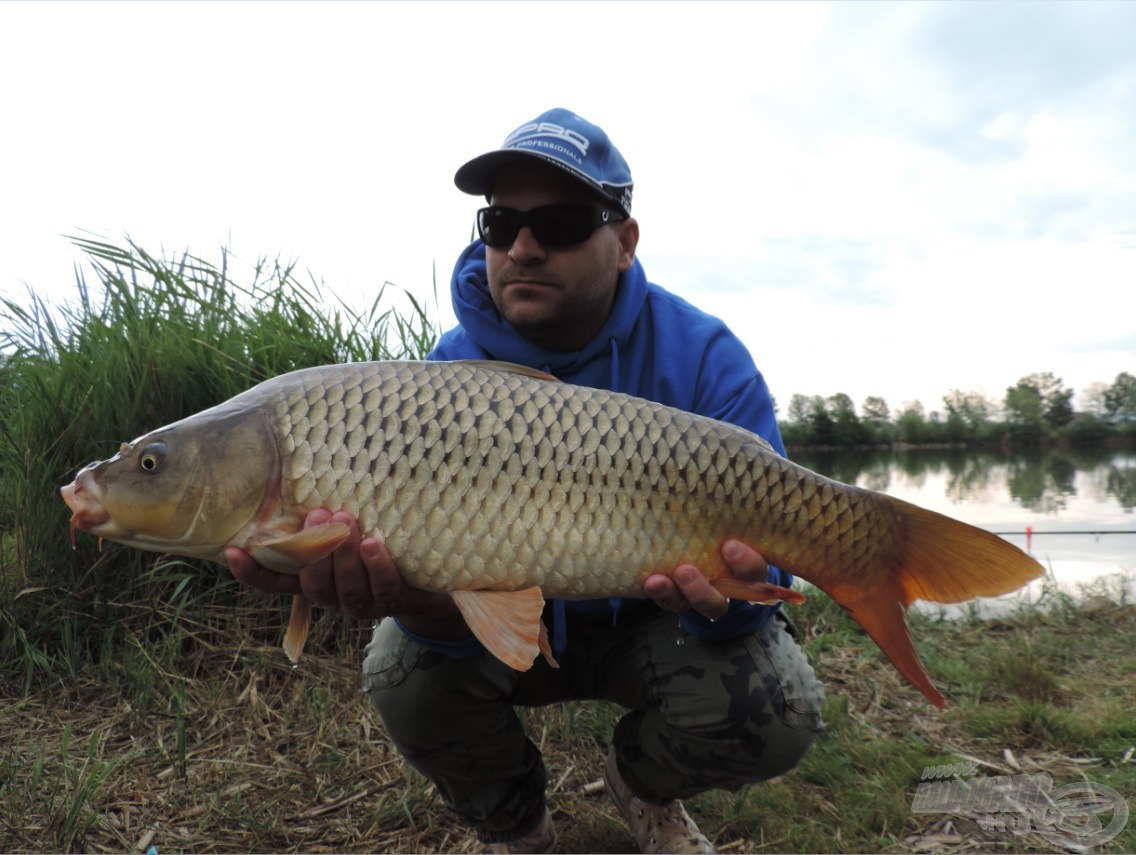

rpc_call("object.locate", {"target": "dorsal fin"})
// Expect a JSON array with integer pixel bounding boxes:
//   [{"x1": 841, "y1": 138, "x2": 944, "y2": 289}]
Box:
[{"x1": 455, "y1": 360, "x2": 559, "y2": 382}]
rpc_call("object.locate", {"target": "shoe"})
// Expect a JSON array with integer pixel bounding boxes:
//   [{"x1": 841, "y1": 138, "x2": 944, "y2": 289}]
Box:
[
  {"x1": 604, "y1": 747, "x2": 716, "y2": 854},
  {"x1": 489, "y1": 806, "x2": 557, "y2": 854}
]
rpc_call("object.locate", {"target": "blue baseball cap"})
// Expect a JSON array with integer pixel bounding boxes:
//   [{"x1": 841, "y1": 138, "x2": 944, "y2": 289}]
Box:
[{"x1": 455, "y1": 108, "x2": 634, "y2": 217}]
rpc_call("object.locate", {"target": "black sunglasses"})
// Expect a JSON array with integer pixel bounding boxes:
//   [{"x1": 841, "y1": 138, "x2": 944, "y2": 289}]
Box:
[{"x1": 477, "y1": 204, "x2": 625, "y2": 249}]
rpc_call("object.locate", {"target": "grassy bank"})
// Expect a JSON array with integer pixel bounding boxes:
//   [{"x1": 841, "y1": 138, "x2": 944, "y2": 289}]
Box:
[
  {"x1": 2, "y1": 241, "x2": 1131, "y2": 853},
  {"x1": 0, "y1": 237, "x2": 435, "y2": 694},
  {"x1": 1, "y1": 579, "x2": 1132, "y2": 853}
]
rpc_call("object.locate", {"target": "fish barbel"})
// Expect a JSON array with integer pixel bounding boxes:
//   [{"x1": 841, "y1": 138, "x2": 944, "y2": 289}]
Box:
[{"x1": 61, "y1": 360, "x2": 1043, "y2": 707}]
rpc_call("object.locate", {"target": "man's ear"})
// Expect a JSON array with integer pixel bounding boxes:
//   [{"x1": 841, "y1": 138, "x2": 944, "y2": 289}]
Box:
[{"x1": 616, "y1": 218, "x2": 639, "y2": 272}]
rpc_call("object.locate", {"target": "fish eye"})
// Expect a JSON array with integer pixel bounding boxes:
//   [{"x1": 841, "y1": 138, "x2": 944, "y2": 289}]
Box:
[{"x1": 137, "y1": 441, "x2": 167, "y2": 474}]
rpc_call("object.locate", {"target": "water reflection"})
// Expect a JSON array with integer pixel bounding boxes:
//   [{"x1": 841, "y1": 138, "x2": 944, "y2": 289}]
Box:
[
  {"x1": 792, "y1": 447, "x2": 1136, "y2": 514},
  {"x1": 790, "y1": 446, "x2": 1136, "y2": 601},
  {"x1": 1106, "y1": 462, "x2": 1136, "y2": 510},
  {"x1": 1006, "y1": 454, "x2": 1077, "y2": 514}
]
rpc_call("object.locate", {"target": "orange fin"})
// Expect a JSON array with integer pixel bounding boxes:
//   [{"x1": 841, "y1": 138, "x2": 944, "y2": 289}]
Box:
[
  {"x1": 825, "y1": 579, "x2": 945, "y2": 709},
  {"x1": 450, "y1": 588, "x2": 546, "y2": 670},
  {"x1": 283, "y1": 594, "x2": 311, "y2": 664},
  {"x1": 537, "y1": 619, "x2": 558, "y2": 669},
  {"x1": 814, "y1": 497, "x2": 1044, "y2": 709},
  {"x1": 709, "y1": 578, "x2": 807, "y2": 606},
  {"x1": 246, "y1": 521, "x2": 351, "y2": 573},
  {"x1": 888, "y1": 498, "x2": 1045, "y2": 604}
]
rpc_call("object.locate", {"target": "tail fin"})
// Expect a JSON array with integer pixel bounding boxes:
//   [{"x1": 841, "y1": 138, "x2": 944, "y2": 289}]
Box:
[{"x1": 821, "y1": 498, "x2": 1044, "y2": 709}]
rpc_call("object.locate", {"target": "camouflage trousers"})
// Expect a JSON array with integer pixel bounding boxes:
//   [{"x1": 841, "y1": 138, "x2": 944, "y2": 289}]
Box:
[{"x1": 362, "y1": 603, "x2": 825, "y2": 844}]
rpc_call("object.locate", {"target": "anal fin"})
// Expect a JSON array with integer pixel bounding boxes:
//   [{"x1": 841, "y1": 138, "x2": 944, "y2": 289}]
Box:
[{"x1": 451, "y1": 588, "x2": 547, "y2": 671}]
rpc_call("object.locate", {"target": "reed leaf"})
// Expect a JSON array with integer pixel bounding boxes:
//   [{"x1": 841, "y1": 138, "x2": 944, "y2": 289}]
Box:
[{"x1": 0, "y1": 235, "x2": 436, "y2": 691}]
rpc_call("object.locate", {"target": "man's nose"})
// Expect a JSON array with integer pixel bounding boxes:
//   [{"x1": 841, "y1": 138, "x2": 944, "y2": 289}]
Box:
[{"x1": 508, "y1": 226, "x2": 546, "y2": 265}]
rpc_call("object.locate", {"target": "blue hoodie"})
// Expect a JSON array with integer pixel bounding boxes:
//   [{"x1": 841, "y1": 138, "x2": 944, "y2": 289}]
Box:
[{"x1": 398, "y1": 241, "x2": 792, "y2": 657}]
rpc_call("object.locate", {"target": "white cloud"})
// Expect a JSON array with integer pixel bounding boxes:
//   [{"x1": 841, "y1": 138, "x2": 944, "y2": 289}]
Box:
[{"x1": 1, "y1": 1, "x2": 1132, "y2": 415}]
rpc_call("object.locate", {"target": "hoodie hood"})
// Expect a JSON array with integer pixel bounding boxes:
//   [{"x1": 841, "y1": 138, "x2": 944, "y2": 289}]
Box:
[{"x1": 446, "y1": 240, "x2": 648, "y2": 383}]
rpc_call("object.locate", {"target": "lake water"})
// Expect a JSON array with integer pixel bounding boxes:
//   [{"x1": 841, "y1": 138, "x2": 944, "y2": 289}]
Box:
[{"x1": 790, "y1": 446, "x2": 1136, "y2": 613}]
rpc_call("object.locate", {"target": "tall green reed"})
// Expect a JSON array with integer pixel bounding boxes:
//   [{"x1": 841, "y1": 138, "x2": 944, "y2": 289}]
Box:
[{"x1": 0, "y1": 236, "x2": 436, "y2": 692}]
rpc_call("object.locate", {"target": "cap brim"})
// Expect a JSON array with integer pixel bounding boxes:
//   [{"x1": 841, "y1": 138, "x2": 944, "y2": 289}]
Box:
[{"x1": 454, "y1": 149, "x2": 609, "y2": 202}]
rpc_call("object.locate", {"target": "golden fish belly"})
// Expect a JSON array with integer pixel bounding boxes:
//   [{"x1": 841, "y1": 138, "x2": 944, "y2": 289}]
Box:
[{"x1": 249, "y1": 360, "x2": 898, "y2": 598}]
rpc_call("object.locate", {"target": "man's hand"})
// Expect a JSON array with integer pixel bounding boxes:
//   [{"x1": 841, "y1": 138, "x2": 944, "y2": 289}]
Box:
[
  {"x1": 225, "y1": 509, "x2": 469, "y2": 639},
  {"x1": 643, "y1": 539, "x2": 770, "y2": 620}
]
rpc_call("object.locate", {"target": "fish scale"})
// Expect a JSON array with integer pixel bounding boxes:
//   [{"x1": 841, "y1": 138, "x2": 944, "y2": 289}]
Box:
[
  {"x1": 62, "y1": 359, "x2": 1045, "y2": 708},
  {"x1": 252, "y1": 361, "x2": 874, "y2": 596}
]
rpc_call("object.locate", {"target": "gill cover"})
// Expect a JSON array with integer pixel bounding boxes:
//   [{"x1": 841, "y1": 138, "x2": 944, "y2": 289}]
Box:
[{"x1": 94, "y1": 407, "x2": 279, "y2": 554}]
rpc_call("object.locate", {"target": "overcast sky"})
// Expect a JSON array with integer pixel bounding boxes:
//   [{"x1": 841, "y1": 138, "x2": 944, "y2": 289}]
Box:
[{"x1": 2, "y1": 1, "x2": 1133, "y2": 416}]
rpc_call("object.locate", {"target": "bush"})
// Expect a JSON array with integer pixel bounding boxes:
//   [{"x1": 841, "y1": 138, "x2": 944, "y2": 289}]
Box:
[
  {"x1": 0, "y1": 237, "x2": 436, "y2": 688},
  {"x1": 1062, "y1": 413, "x2": 1109, "y2": 446}
]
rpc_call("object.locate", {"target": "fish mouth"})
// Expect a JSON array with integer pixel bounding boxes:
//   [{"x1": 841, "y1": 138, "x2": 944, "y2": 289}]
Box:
[{"x1": 61, "y1": 478, "x2": 112, "y2": 545}]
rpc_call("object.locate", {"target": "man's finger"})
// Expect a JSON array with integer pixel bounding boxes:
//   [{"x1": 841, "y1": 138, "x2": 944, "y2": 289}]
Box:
[
  {"x1": 303, "y1": 507, "x2": 334, "y2": 529},
  {"x1": 672, "y1": 564, "x2": 730, "y2": 620},
  {"x1": 643, "y1": 573, "x2": 687, "y2": 613},
  {"x1": 301, "y1": 511, "x2": 361, "y2": 609},
  {"x1": 721, "y1": 539, "x2": 769, "y2": 581},
  {"x1": 225, "y1": 546, "x2": 302, "y2": 596},
  {"x1": 361, "y1": 538, "x2": 402, "y2": 601}
]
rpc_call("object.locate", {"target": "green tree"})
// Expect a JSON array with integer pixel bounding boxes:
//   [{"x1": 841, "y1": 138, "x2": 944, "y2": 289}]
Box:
[
  {"x1": 826, "y1": 393, "x2": 868, "y2": 445},
  {"x1": 826, "y1": 392, "x2": 856, "y2": 420},
  {"x1": 786, "y1": 393, "x2": 820, "y2": 426},
  {"x1": 783, "y1": 394, "x2": 833, "y2": 446},
  {"x1": 1078, "y1": 381, "x2": 1109, "y2": 418},
  {"x1": 1005, "y1": 372, "x2": 1073, "y2": 437},
  {"x1": 943, "y1": 389, "x2": 994, "y2": 441},
  {"x1": 861, "y1": 395, "x2": 891, "y2": 443},
  {"x1": 943, "y1": 390, "x2": 992, "y2": 429},
  {"x1": 1004, "y1": 379, "x2": 1044, "y2": 440},
  {"x1": 809, "y1": 400, "x2": 837, "y2": 446},
  {"x1": 1104, "y1": 371, "x2": 1136, "y2": 422},
  {"x1": 862, "y1": 396, "x2": 889, "y2": 424},
  {"x1": 1046, "y1": 387, "x2": 1075, "y2": 428},
  {"x1": 895, "y1": 400, "x2": 927, "y2": 444}
]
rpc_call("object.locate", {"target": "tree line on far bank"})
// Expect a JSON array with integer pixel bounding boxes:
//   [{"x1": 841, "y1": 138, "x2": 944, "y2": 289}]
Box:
[{"x1": 780, "y1": 371, "x2": 1136, "y2": 449}]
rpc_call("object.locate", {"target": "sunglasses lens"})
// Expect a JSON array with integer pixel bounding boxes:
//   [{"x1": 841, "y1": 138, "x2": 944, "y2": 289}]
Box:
[
  {"x1": 477, "y1": 208, "x2": 521, "y2": 248},
  {"x1": 529, "y1": 207, "x2": 595, "y2": 247},
  {"x1": 477, "y1": 205, "x2": 619, "y2": 249}
]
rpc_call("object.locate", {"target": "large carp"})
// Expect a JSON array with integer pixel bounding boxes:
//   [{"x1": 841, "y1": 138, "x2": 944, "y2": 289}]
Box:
[{"x1": 62, "y1": 360, "x2": 1043, "y2": 707}]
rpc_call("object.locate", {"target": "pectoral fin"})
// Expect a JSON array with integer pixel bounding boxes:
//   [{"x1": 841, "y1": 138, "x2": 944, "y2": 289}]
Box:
[
  {"x1": 246, "y1": 521, "x2": 351, "y2": 573},
  {"x1": 283, "y1": 594, "x2": 312, "y2": 664},
  {"x1": 709, "y1": 578, "x2": 807, "y2": 606},
  {"x1": 451, "y1": 588, "x2": 554, "y2": 671}
]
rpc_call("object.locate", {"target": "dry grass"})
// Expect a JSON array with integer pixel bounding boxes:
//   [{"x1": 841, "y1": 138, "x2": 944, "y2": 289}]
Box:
[{"x1": 2, "y1": 591, "x2": 1133, "y2": 854}]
